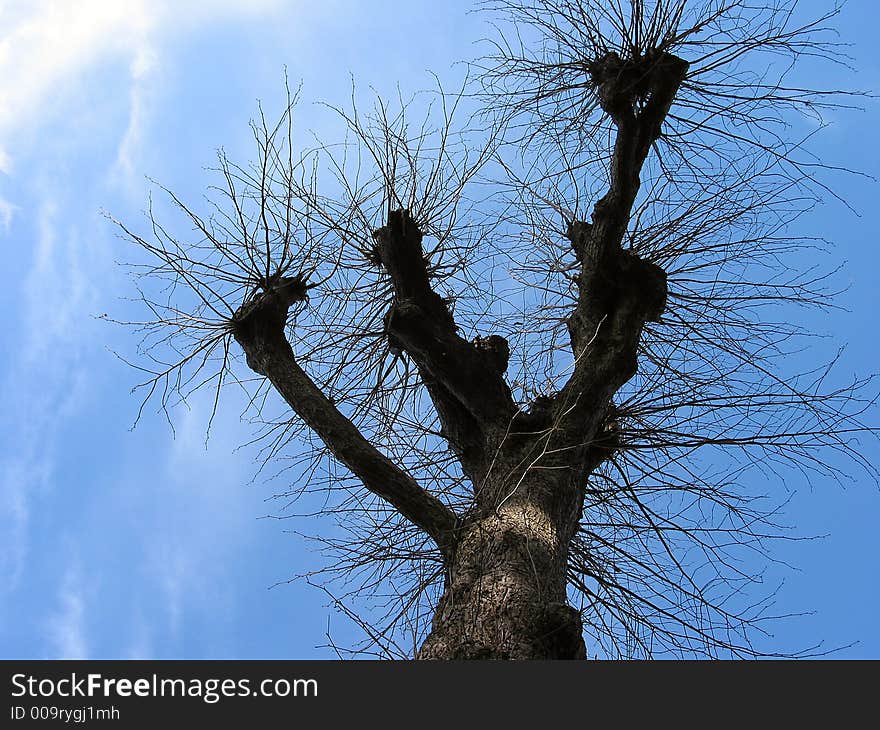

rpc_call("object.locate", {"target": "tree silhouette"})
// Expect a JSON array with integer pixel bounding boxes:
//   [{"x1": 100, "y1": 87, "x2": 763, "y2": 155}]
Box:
[{"x1": 111, "y1": 0, "x2": 876, "y2": 658}]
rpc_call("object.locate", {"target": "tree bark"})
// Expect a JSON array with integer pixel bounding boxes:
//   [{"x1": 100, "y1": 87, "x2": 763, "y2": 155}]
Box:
[{"x1": 418, "y1": 477, "x2": 587, "y2": 660}]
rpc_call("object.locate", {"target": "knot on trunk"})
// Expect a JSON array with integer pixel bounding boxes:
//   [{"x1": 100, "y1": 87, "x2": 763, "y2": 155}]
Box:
[
  {"x1": 538, "y1": 603, "x2": 587, "y2": 660},
  {"x1": 511, "y1": 392, "x2": 558, "y2": 434},
  {"x1": 588, "y1": 50, "x2": 689, "y2": 123},
  {"x1": 231, "y1": 274, "x2": 309, "y2": 375},
  {"x1": 585, "y1": 401, "x2": 624, "y2": 471},
  {"x1": 430, "y1": 640, "x2": 503, "y2": 661},
  {"x1": 569, "y1": 221, "x2": 592, "y2": 262},
  {"x1": 567, "y1": 222, "x2": 667, "y2": 324},
  {"x1": 382, "y1": 297, "x2": 455, "y2": 356},
  {"x1": 613, "y1": 249, "x2": 667, "y2": 322},
  {"x1": 374, "y1": 209, "x2": 456, "y2": 345},
  {"x1": 373, "y1": 207, "x2": 423, "y2": 251},
  {"x1": 595, "y1": 401, "x2": 622, "y2": 451},
  {"x1": 372, "y1": 209, "x2": 438, "y2": 298},
  {"x1": 472, "y1": 335, "x2": 510, "y2": 374}
]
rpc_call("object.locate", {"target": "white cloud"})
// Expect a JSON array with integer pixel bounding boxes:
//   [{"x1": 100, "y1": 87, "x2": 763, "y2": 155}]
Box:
[
  {"x1": 0, "y1": 0, "x2": 284, "y2": 181},
  {"x1": 113, "y1": 45, "x2": 158, "y2": 188},
  {"x1": 23, "y1": 202, "x2": 94, "y2": 360},
  {"x1": 125, "y1": 614, "x2": 154, "y2": 659},
  {"x1": 0, "y1": 203, "x2": 93, "y2": 588},
  {"x1": 0, "y1": 460, "x2": 36, "y2": 587},
  {"x1": 148, "y1": 396, "x2": 253, "y2": 639},
  {"x1": 46, "y1": 562, "x2": 89, "y2": 658},
  {"x1": 0, "y1": 0, "x2": 152, "y2": 167},
  {"x1": 0, "y1": 197, "x2": 14, "y2": 231},
  {"x1": 0, "y1": 0, "x2": 289, "y2": 656},
  {"x1": 0, "y1": 0, "x2": 286, "y2": 598}
]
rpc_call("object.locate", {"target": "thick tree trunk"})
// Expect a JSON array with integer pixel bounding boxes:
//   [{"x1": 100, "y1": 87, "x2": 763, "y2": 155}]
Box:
[{"x1": 419, "y1": 480, "x2": 586, "y2": 660}]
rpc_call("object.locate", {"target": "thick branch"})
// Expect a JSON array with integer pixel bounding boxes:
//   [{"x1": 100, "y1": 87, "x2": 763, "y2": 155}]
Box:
[
  {"x1": 556, "y1": 53, "x2": 687, "y2": 449},
  {"x1": 231, "y1": 281, "x2": 458, "y2": 555},
  {"x1": 373, "y1": 209, "x2": 517, "y2": 473}
]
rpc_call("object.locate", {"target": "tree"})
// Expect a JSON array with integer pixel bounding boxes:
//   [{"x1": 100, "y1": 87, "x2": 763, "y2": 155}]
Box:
[{"x1": 111, "y1": 0, "x2": 876, "y2": 659}]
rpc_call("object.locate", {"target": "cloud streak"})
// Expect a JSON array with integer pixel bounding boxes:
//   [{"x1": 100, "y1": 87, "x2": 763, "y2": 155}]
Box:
[
  {"x1": 0, "y1": 0, "x2": 285, "y2": 177},
  {"x1": 0, "y1": 0, "x2": 287, "y2": 623},
  {"x1": 46, "y1": 561, "x2": 89, "y2": 659},
  {"x1": 0, "y1": 198, "x2": 14, "y2": 231},
  {"x1": 0, "y1": 202, "x2": 93, "y2": 589}
]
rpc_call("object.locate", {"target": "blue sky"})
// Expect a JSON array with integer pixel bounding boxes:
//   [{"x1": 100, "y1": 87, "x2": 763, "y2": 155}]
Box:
[{"x1": 0, "y1": 0, "x2": 878, "y2": 659}]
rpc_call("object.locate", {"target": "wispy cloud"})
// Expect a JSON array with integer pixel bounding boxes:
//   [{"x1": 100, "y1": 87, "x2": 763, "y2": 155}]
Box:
[
  {"x1": 0, "y1": 460, "x2": 38, "y2": 588},
  {"x1": 0, "y1": 1, "x2": 153, "y2": 169},
  {"x1": 147, "y1": 396, "x2": 255, "y2": 642},
  {"x1": 124, "y1": 614, "x2": 154, "y2": 659},
  {"x1": 0, "y1": 0, "x2": 285, "y2": 183},
  {"x1": 23, "y1": 202, "x2": 94, "y2": 360},
  {"x1": 0, "y1": 0, "x2": 342, "y2": 660},
  {"x1": 0, "y1": 202, "x2": 93, "y2": 588},
  {"x1": 46, "y1": 561, "x2": 89, "y2": 659},
  {"x1": 0, "y1": 197, "x2": 15, "y2": 232},
  {"x1": 112, "y1": 45, "x2": 159, "y2": 192},
  {"x1": 0, "y1": 0, "x2": 286, "y2": 609}
]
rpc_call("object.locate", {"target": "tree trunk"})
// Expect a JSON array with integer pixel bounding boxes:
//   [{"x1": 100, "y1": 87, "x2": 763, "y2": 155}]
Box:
[{"x1": 419, "y1": 479, "x2": 586, "y2": 660}]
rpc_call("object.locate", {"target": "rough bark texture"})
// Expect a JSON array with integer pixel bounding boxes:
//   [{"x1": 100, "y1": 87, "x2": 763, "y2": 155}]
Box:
[
  {"x1": 418, "y1": 472, "x2": 588, "y2": 660},
  {"x1": 229, "y1": 51, "x2": 687, "y2": 659}
]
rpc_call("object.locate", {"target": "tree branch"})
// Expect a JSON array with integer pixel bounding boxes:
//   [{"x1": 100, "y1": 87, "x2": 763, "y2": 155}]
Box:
[
  {"x1": 557, "y1": 52, "x2": 688, "y2": 441},
  {"x1": 373, "y1": 209, "x2": 517, "y2": 474},
  {"x1": 230, "y1": 277, "x2": 458, "y2": 556}
]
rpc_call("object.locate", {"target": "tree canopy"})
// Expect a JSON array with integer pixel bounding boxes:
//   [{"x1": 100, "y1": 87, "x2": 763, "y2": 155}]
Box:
[{"x1": 113, "y1": 0, "x2": 877, "y2": 658}]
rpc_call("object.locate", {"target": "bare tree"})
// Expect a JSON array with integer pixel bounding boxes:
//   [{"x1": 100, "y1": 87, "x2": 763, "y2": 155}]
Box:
[{"x1": 111, "y1": 0, "x2": 876, "y2": 659}]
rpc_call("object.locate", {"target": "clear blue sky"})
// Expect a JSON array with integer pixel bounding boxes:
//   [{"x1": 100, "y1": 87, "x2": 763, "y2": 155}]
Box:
[{"x1": 0, "y1": 0, "x2": 877, "y2": 659}]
